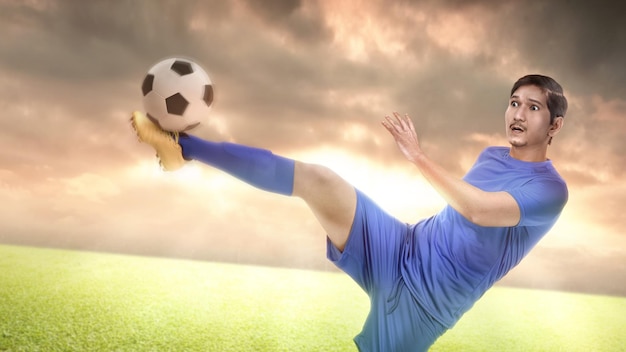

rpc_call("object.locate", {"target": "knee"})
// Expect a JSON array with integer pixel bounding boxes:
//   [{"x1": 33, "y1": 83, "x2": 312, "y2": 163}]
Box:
[{"x1": 293, "y1": 162, "x2": 341, "y2": 196}]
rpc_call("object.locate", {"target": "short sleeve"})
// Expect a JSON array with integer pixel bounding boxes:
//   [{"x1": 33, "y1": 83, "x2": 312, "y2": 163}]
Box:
[{"x1": 507, "y1": 177, "x2": 568, "y2": 227}]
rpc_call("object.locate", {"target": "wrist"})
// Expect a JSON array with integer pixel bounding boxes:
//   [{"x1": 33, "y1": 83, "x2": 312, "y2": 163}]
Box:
[{"x1": 410, "y1": 149, "x2": 427, "y2": 164}]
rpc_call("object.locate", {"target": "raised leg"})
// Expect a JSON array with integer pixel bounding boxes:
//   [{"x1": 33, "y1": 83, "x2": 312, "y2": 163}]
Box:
[
  {"x1": 130, "y1": 111, "x2": 356, "y2": 251},
  {"x1": 179, "y1": 135, "x2": 356, "y2": 251}
]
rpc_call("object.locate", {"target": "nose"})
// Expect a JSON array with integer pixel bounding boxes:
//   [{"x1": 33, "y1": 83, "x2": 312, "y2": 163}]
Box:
[{"x1": 514, "y1": 108, "x2": 526, "y2": 121}]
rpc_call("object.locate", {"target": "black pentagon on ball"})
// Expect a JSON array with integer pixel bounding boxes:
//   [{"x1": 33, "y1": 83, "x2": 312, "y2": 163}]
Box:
[
  {"x1": 170, "y1": 60, "x2": 194, "y2": 76},
  {"x1": 203, "y1": 85, "x2": 214, "y2": 106},
  {"x1": 142, "y1": 74, "x2": 154, "y2": 96},
  {"x1": 166, "y1": 93, "x2": 189, "y2": 115}
]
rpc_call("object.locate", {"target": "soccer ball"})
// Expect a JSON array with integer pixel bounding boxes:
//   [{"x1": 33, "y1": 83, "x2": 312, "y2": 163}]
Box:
[{"x1": 141, "y1": 57, "x2": 213, "y2": 132}]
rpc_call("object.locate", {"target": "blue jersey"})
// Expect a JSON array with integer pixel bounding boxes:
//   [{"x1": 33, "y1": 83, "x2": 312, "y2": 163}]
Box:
[{"x1": 402, "y1": 146, "x2": 568, "y2": 327}]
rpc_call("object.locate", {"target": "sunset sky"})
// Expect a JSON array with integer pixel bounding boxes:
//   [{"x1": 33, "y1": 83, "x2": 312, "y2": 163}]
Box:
[{"x1": 0, "y1": 0, "x2": 624, "y2": 296}]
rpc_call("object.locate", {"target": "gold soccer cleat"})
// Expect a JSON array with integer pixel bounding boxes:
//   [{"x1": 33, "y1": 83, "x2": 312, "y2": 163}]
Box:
[{"x1": 130, "y1": 111, "x2": 185, "y2": 171}]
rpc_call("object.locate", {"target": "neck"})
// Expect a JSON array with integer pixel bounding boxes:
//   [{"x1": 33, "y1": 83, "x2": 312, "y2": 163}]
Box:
[{"x1": 509, "y1": 145, "x2": 548, "y2": 162}]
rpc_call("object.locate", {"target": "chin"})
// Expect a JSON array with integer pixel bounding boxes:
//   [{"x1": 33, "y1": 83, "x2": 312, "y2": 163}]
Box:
[{"x1": 508, "y1": 139, "x2": 527, "y2": 148}]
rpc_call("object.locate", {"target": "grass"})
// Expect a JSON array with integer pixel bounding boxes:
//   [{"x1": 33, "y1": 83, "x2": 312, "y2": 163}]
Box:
[{"x1": 0, "y1": 244, "x2": 624, "y2": 351}]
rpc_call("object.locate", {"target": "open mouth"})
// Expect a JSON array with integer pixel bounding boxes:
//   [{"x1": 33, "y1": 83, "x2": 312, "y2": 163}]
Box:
[{"x1": 510, "y1": 125, "x2": 525, "y2": 133}]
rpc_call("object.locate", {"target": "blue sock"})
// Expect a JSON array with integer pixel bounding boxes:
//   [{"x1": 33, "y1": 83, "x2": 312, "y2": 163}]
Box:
[{"x1": 178, "y1": 134, "x2": 295, "y2": 196}]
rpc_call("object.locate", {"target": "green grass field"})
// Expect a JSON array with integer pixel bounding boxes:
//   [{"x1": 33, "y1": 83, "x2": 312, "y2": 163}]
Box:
[{"x1": 0, "y1": 244, "x2": 624, "y2": 352}]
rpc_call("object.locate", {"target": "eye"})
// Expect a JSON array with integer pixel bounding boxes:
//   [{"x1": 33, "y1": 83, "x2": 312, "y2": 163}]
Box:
[
  {"x1": 530, "y1": 105, "x2": 539, "y2": 111},
  {"x1": 510, "y1": 101, "x2": 519, "y2": 107}
]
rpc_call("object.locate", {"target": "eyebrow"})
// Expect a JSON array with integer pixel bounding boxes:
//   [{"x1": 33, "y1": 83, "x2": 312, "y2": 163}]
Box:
[{"x1": 510, "y1": 95, "x2": 545, "y2": 107}]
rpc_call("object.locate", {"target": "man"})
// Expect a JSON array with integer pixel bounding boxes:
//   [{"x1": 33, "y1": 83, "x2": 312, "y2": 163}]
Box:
[{"x1": 131, "y1": 74, "x2": 568, "y2": 351}]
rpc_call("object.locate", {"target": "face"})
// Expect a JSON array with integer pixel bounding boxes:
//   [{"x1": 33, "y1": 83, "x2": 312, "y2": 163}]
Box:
[{"x1": 505, "y1": 84, "x2": 556, "y2": 150}]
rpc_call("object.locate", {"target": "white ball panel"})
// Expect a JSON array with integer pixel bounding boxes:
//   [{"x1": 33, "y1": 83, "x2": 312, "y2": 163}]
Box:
[
  {"x1": 142, "y1": 91, "x2": 168, "y2": 122},
  {"x1": 179, "y1": 77, "x2": 205, "y2": 105},
  {"x1": 158, "y1": 113, "x2": 190, "y2": 132},
  {"x1": 152, "y1": 66, "x2": 186, "y2": 98}
]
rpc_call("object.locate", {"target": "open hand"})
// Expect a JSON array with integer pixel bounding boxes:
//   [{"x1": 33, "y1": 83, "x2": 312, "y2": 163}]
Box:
[{"x1": 382, "y1": 112, "x2": 423, "y2": 163}]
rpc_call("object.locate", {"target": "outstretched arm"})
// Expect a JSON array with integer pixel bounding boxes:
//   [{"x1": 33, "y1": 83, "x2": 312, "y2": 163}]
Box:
[{"x1": 382, "y1": 112, "x2": 520, "y2": 227}]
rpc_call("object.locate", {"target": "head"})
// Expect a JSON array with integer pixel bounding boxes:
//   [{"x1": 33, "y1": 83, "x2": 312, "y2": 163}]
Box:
[
  {"x1": 510, "y1": 74, "x2": 568, "y2": 125},
  {"x1": 505, "y1": 75, "x2": 567, "y2": 158}
]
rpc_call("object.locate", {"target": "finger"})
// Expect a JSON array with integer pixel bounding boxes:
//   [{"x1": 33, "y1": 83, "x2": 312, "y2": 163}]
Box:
[
  {"x1": 381, "y1": 118, "x2": 392, "y2": 131},
  {"x1": 381, "y1": 117, "x2": 394, "y2": 133},
  {"x1": 394, "y1": 111, "x2": 409, "y2": 131},
  {"x1": 384, "y1": 115, "x2": 401, "y2": 132},
  {"x1": 393, "y1": 111, "x2": 402, "y2": 125},
  {"x1": 404, "y1": 114, "x2": 416, "y2": 132}
]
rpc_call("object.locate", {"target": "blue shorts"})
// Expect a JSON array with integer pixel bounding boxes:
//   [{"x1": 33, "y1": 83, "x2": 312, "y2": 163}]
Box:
[{"x1": 327, "y1": 189, "x2": 447, "y2": 352}]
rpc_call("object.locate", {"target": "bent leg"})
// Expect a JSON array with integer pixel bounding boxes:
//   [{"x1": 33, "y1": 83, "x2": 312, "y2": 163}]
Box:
[
  {"x1": 178, "y1": 134, "x2": 356, "y2": 250},
  {"x1": 292, "y1": 162, "x2": 357, "y2": 252}
]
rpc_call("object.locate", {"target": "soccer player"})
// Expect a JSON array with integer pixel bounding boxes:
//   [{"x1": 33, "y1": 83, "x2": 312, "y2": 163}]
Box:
[{"x1": 131, "y1": 74, "x2": 568, "y2": 351}]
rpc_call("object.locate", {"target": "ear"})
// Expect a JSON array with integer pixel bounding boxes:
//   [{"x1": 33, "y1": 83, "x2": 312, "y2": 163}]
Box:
[{"x1": 548, "y1": 116, "x2": 564, "y2": 138}]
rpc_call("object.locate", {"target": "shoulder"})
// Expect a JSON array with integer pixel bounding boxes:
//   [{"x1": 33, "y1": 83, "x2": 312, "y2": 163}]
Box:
[
  {"x1": 526, "y1": 174, "x2": 568, "y2": 200},
  {"x1": 530, "y1": 160, "x2": 568, "y2": 196},
  {"x1": 510, "y1": 167, "x2": 568, "y2": 223}
]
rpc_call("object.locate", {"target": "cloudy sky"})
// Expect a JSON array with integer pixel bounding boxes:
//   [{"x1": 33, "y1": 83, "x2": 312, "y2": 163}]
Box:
[{"x1": 0, "y1": 0, "x2": 625, "y2": 296}]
